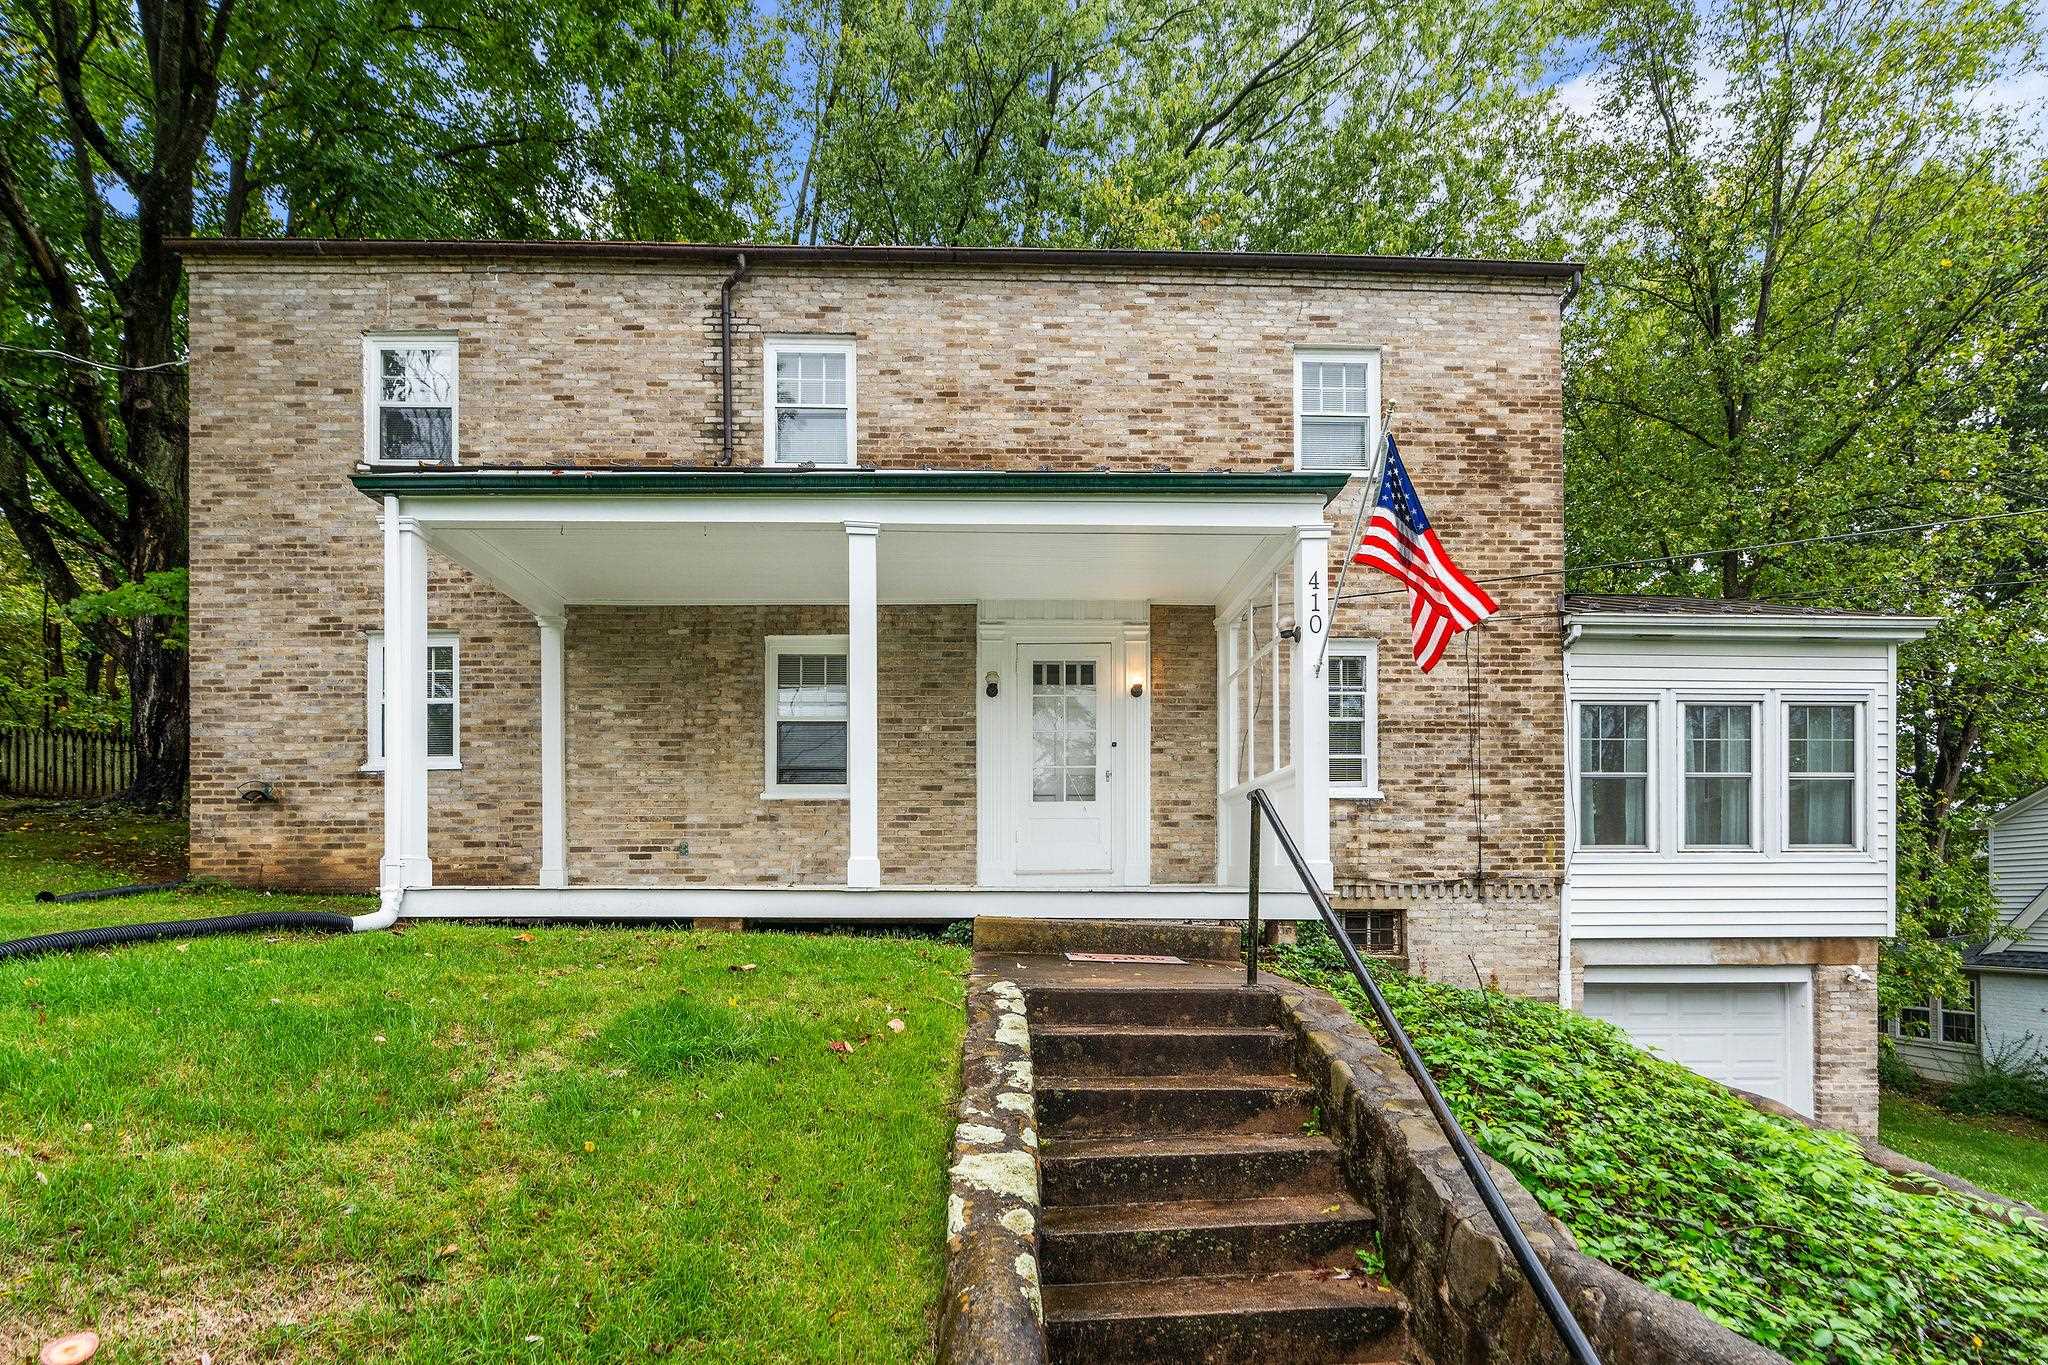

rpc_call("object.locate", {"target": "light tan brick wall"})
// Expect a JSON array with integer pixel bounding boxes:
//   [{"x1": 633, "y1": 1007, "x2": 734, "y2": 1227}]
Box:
[
  {"x1": 187, "y1": 255, "x2": 1566, "y2": 913},
  {"x1": 1149, "y1": 605, "x2": 1218, "y2": 884}
]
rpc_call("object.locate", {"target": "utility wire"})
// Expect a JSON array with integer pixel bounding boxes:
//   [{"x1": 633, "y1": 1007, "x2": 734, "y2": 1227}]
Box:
[
  {"x1": 1334, "y1": 505, "x2": 2048, "y2": 604},
  {"x1": 0, "y1": 342, "x2": 187, "y2": 374}
]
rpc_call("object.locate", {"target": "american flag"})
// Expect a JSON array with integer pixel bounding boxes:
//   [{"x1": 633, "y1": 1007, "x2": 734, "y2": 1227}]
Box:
[{"x1": 1353, "y1": 437, "x2": 1498, "y2": 672}]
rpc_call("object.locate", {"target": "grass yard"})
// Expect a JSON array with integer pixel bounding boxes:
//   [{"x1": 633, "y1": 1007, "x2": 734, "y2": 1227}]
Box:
[
  {"x1": 1879, "y1": 1091, "x2": 2048, "y2": 1211},
  {"x1": 0, "y1": 802, "x2": 969, "y2": 1363}
]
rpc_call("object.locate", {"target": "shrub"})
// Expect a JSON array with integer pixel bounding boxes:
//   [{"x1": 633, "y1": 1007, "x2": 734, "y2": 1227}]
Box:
[
  {"x1": 1876, "y1": 1039, "x2": 1922, "y2": 1094},
  {"x1": 1942, "y1": 1039, "x2": 2048, "y2": 1124},
  {"x1": 1274, "y1": 926, "x2": 2048, "y2": 1365}
]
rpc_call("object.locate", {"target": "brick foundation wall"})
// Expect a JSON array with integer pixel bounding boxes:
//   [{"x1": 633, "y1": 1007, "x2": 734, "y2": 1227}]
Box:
[{"x1": 187, "y1": 254, "x2": 1565, "y2": 922}]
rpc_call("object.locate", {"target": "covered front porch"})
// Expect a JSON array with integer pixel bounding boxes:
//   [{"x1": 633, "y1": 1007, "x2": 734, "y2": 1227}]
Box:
[{"x1": 361, "y1": 468, "x2": 1346, "y2": 921}]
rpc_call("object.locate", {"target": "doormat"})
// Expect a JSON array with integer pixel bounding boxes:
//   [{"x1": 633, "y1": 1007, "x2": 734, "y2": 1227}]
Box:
[{"x1": 1063, "y1": 951, "x2": 1186, "y2": 965}]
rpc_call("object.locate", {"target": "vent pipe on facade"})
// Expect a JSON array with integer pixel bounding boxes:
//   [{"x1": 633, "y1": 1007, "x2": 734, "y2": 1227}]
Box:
[{"x1": 719, "y1": 253, "x2": 752, "y2": 465}]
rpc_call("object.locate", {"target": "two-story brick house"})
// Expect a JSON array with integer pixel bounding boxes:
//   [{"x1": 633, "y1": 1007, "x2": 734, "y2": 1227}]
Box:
[{"x1": 176, "y1": 239, "x2": 1920, "y2": 1133}]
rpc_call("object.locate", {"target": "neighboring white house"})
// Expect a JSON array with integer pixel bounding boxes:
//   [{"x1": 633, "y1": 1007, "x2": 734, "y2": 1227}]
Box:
[
  {"x1": 1561, "y1": 595, "x2": 1935, "y2": 1120},
  {"x1": 1891, "y1": 785, "x2": 2048, "y2": 1082}
]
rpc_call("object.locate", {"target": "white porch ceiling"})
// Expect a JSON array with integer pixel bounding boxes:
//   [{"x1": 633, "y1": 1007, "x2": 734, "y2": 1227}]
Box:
[{"x1": 428, "y1": 523, "x2": 1280, "y2": 607}]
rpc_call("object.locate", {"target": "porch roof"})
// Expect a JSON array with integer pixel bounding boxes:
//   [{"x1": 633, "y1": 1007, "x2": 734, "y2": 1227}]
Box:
[{"x1": 350, "y1": 465, "x2": 1352, "y2": 503}]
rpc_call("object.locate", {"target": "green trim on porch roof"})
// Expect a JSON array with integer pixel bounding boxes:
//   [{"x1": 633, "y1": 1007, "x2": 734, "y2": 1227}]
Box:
[{"x1": 348, "y1": 466, "x2": 1354, "y2": 502}]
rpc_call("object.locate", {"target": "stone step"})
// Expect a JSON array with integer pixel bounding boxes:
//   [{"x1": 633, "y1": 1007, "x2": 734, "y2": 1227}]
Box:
[
  {"x1": 975, "y1": 916, "x2": 1240, "y2": 963},
  {"x1": 1042, "y1": 1192, "x2": 1377, "y2": 1284},
  {"x1": 1025, "y1": 984, "x2": 1282, "y2": 1029},
  {"x1": 1032, "y1": 1023, "x2": 1295, "y2": 1077},
  {"x1": 1036, "y1": 1074, "x2": 1317, "y2": 1138},
  {"x1": 1044, "y1": 1268, "x2": 1410, "y2": 1364},
  {"x1": 1041, "y1": 1132, "x2": 1344, "y2": 1206}
]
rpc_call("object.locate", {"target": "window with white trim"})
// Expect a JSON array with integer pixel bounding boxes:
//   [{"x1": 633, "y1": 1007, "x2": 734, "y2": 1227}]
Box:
[
  {"x1": 765, "y1": 338, "x2": 856, "y2": 466},
  {"x1": 365, "y1": 632, "x2": 459, "y2": 769},
  {"x1": 1294, "y1": 350, "x2": 1380, "y2": 471},
  {"x1": 1223, "y1": 573, "x2": 1290, "y2": 789},
  {"x1": 1683, "y1": 703, "x2": 1754, "y2": 847},
  {"x1": 1886, "y1": 980, "x2": 1977, "y2": 1046},
  {"x1": 765, "y1": 636, "x2": 849, "y2": 796},
  {"x1": 363, "y1": 336, "x2": 457, "y2": 464},
  {"x1": 1787, "y1": 703, "x2": 1859, "y2": 847},
  {"x1": 1327, "y1": 639, "x2": 1379, "y2": 796},
  {"x1": 1576, "y1": 702, "x2": 1650, "y2": 848}
]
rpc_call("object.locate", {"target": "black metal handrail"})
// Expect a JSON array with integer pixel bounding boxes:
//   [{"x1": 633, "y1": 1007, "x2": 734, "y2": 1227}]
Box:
[{"x1": 1243, "y1": 786, "x2": 1601, "y2": 1365}]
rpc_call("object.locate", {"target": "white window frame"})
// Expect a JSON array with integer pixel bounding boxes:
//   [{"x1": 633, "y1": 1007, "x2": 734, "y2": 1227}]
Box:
[
  {"x1": 1326, "y1": 638, "x2": 1380, "y2": 799},
  {"x1": 1887, "y1": 980, "x2": 1979, "y2": 1049},
  {"x1": 1783, "y1": 698, "x2": 1863, "y2": 852},
  {"x1": 763, "y1": 336, "x2": 858, "y2": 468},
  {"x1": 1293, "y1": 347, "x2": 1381, "y2": 474},
  {"x1": 362, "y1": 334, "x2": 459, "y2": 466},
  {"x1": 364, "y1": 631, "x2": 461, "y2": 771},
  {"x1": 1679, "y1": 700, "x2": 1760, "y2": 852},
  {"x1": 1571, "y1": 698, "x2": 1657, "y2": 852},
  {"x1": 763, "y1": 634, "x2": 851, "y2": 800},
  {"x1": 1219, "y1": 573, "x2": 1289, "y2": 795}
]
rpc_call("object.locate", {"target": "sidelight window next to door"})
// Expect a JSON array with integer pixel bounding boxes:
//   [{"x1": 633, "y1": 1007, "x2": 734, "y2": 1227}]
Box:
[{"x1": 1031, "y1": 661, "x2": 1098, "y2": 802}]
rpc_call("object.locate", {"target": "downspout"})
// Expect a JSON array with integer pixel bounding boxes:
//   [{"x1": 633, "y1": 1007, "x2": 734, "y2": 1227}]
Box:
[
  {"x1": 1558, "y1": 615, "x2": 1579, "y2": 1006},
  {"x1": 719, "y1": 253, "x2": 752, "y2": 466}
]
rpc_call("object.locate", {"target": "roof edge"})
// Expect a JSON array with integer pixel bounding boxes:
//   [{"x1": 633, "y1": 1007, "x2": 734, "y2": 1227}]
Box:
[
  {"x1": 347, "y1": 465, "x2": 1355, "y2": 504},
  {"x1": 1564, "y1": 610, "x2": 1938, "y2": 644},
  {"x1": 168, "y1": 237, "x2": 1582, "y2": 283}
]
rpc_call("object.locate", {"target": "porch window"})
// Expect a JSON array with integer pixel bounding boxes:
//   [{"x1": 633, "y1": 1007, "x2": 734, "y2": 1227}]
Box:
[
  {"x1": 1327, "y1": 639, "x2": 1379, "y2": 796},
  {"x1": 1295, "y1": 350, "x2": 1380, "y2": 471},
  {"x1": 1223, "y1": 573, "x2": 1290, "y2": 789},
  {"x1": 365, "y1": 632, "x2": 460, "y2": 769},
  {"x1": 363, "y1": 336, "x2": 457, "y2": 464},
  {"x1": 765, "y1": 338, "x2": 856, "y2": 467},
  {"x1": 1576, "y1": 702, "x2": 1650, "y2": 848},
  {"x1": 1787, "y1": 703, "x2": 1858, "y2": 847},
  {"x1": 1683, "y1": 703, "x2": 1754, "y2": 847},
  {"x1": 765, "y1": 636, "x2": 849, "y2": 796}
]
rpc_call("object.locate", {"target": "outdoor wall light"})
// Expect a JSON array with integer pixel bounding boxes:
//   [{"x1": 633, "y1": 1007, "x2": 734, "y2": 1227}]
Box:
[
  {"x1": 1129, "y1": 681, "x2": 1145, "y2": 698},
  {"x1": 985, "y1": 671, "x2": 1000, "y2": 698},
  {"x1": 237, "y1": 781, "x2": 276, "y2": 804}
]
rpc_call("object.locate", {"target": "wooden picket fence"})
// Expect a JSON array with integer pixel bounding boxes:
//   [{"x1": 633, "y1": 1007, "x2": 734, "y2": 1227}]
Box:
[{"x1": 0, "y1": 725, "x2": 136, "y2": 799}]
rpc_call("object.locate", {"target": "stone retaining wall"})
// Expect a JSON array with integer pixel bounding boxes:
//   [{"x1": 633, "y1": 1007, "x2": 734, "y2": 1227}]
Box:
[
  {"x1": 1273, "y1": 977, "x2": 1787, "y2": 1365},
  {"x1": 935, "y1": 971, "x2": 1047, "y2": 1364}
]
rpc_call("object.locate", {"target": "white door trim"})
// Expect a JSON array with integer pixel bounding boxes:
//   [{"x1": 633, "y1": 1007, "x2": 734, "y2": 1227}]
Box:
[{"x1": 977, "y1": 604, "x2": 1151, "y2": 887}]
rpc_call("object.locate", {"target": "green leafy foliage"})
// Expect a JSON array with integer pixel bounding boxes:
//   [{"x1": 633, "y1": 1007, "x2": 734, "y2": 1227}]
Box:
[
  {"x1": 65, "y1": 568, "x2": 187, "y2": 654},
  {"x1": 1943, "y1": 1042, "x2": 2048, "y2": 1124},
  {"x1": 1275, "y1": 927, "x2": 2048, "y2": 1364}
]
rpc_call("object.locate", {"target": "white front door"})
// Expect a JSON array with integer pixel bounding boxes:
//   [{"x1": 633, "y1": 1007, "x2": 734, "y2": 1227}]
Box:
[{"x1": 1009, "y1": 645, "x2": 1124, "y2": 880}]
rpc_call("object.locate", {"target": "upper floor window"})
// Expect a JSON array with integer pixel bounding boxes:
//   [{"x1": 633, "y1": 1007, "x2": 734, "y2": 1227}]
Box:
[
  {"x1": 1295, "y1": 350, "x2": 1380, "y2": 471},
  {"x1": 1327, "y1": 639, "x2": 1379, "y2": 797},
  {"x1": 366, "y1": 631, "x2": 460, "y2": 770},
  {"x1": 764, "y1": 636, "x2": 850, "y2": 796},
  {"x1": 364, "y1": 336, "x2": 457, "y2": 464},
  {"x1": 765, "y1": 338, "x2": 856, "y2": 467},
  {"x1": 1683, "y1": 703, "x2": 1754, "y2": 847},
  {"x1": 1577, "y1": 702, "x2": 1650, "y2": 848},
  {"x1": 1787, "y1": 703, "x2": 1859, "y2": 847}
]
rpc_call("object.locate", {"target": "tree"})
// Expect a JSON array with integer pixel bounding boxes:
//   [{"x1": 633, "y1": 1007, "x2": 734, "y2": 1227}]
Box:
[
  {"x1": 1560, "y1": 0, "x2": 2048, "y2": 1004},
  {"x1": 0, "y1": 0, "x2": 781, "y2": 805},
  {"x1": 781, "y1": 0, "x2": 1583, "y2": 257}
]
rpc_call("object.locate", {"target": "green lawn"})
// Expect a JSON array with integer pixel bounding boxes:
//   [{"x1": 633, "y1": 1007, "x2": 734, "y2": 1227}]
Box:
[
  {"x1": 0, "y1": 802, "x2": 969, "y2": 1362},
  {"x1": 1879, "y1": 1091, "x2": 2048, "y2": 1211}
]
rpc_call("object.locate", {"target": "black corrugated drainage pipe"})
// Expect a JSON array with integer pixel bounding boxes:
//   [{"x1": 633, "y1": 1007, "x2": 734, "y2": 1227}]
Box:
[
  {"x1": 0, "y1": 909, "x2": 355, "y2": 962},
  {"x1": 718, "y1": 252, "x2": 751, "y2": 465},
  {"x1": 36, "y1": 880, "x2": 182, "y2": 904}
]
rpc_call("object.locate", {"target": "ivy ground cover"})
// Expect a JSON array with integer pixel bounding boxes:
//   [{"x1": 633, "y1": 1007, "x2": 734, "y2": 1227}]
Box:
[
  {"x1": 1275, "y1": 929, "x2": 2048, "y2": 1365},
  {"x1": 0, "y1": 803, "x2": 968, "y2": 1362}
]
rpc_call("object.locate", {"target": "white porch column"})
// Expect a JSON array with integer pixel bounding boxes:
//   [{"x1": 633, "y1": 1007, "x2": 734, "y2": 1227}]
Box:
[
  {"x1": 845, "y1": 522, "x2": 882, "y2": 888},
  {"x1": 1291, "y1": 523, "x2": 1334, "y2": 892},
  {"x1": 380, "y1": 497, "x2": 433, "y2": 909},
  {"x1": 537, "y1": 613, "x2": 567, "y2": 889}
]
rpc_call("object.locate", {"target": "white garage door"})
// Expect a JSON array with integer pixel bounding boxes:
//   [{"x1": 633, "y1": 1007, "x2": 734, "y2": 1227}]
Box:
[{"x1": 1583, "y1": 980, "x2": 1803, "y2": 1110}]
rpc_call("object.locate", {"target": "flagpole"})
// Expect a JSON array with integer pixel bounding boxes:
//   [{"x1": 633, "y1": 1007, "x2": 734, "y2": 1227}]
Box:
[{"x1": 1315, "y1": 406, "x2": 1394, "y2": 677}]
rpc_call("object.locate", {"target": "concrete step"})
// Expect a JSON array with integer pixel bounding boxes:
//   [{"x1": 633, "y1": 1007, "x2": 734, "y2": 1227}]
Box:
[
  {"x1": 1025, "y1": 984, "x2": 1282, "y2": 1029},
  {"x1": 1044, "y1": 1268, "x2": 1410, "y2": 1364},
  {"x1": 1041, "y1": 1132, "x2": 1344, "y2": 1206},
  {"x1": 975, "y1": 916, "x2": 1241, "y2": 963},
  {"x1": 1032, "y1": 1022, "x2": 1295, "y2": 1077},
  {"x1": 1042, "y1": 1192, "x2": 1377, "y2": 1284},
  {"x1": 1037, "y1": 1073, "x2": 1317, "y2": 1138}
]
